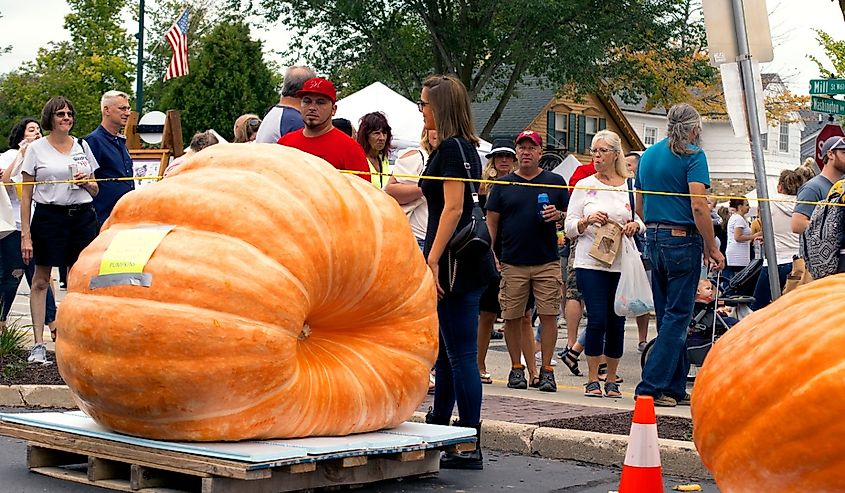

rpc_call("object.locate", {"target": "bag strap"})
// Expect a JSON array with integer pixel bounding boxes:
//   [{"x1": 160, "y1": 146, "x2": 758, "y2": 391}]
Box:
[
  {"x1": 454, "y1": 138, "x2": 480, "y2": 200},
  {"x1": 627, "y1": 178, "x2": 635, "y2": 222}
]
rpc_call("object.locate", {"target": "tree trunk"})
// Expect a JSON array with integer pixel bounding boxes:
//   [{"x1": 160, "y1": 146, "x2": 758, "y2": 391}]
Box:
[{"x1": 480, "y1": 60, "x2": 527, "y2": 141}]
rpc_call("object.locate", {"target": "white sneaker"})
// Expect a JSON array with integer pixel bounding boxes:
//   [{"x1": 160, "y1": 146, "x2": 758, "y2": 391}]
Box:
[
  {"x1": 534, "y1": 351, "x2": 557, "y2": 366},
  {"x1": 27, "y1": 344, "x2": 48, "y2": 364}
]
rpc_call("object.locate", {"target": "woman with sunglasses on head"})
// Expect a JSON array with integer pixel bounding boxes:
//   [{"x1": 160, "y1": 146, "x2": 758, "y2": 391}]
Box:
[
  {"x1": 20, "y1": 96, "x2": 99, "y2": 364},
  {"x1": 564, "y1": 130, "x2": 645, "y2": 399},
  {"x1": 418, "y1": 74, "x2": 495, "y2": 470},
  {"x1": 233, "y1": 114, "x2": 261, "y2": 143}
]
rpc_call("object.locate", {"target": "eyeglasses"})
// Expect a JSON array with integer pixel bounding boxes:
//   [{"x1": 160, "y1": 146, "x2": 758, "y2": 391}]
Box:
[
  {"x1": 247, "y1": 118, "x2": 261, "y2": 129},
  {"x1": 589, "y1": 147, "x2": 615, "y2": 155},
  {"x1": 55, "y1": 111, "x2": 74, "y2": 118},
  {"x1": 416, "y1": 100, "x2": 430, "y2": 112}
]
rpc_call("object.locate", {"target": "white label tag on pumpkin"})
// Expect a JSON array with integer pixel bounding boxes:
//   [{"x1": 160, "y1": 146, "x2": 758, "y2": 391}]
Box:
[{"x1": 98, "y1": 225, "x2": 174, "y2": 276}]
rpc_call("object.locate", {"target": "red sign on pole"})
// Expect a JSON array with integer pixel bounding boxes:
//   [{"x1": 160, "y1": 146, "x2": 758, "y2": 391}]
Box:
[{"x1": 816, "y1": 124, "x2": 845, "y2": 169}]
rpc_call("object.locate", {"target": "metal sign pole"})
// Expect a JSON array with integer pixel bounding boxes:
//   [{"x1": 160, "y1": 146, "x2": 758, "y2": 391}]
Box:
[
  {"x1": 730, "y1": 0, "x2": 781, "y2": 301},
  {"x1": 135, "y1": 0, "x2": 145, "y2": 114}
]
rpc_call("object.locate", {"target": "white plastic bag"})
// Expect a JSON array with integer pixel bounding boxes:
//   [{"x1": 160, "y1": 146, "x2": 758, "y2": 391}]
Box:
[{"x1": 614, "y1": 236, "x2": 654, "y2": 317}]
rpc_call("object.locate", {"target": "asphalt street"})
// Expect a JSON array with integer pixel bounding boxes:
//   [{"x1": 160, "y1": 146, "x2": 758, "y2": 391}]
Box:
[{"x1": 0, "y1": 434, "x2": 718, "y2": 493}]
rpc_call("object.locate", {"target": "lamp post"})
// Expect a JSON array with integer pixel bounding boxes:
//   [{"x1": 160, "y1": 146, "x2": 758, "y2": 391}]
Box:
[{"x1": 135, "y1": 0, "x2": 145, "y2": 114}]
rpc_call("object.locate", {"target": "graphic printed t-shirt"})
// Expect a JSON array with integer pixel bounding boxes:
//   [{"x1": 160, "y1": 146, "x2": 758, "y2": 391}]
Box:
[
  {"x1": 485, "y1": 170, "x2": 569, "y2": 265},
  {"x1": 635, "y1": 138, "x2": 710, "y2": 226},
  {"x1": 256, "y1": 105, "x2": 304, "y2": 144},
  {"x1": 278, "y1": 128, "x2": 369, "y2": 179},
  {"x1": 21, "y1": 137, "x2": 99, "y2": 205}
]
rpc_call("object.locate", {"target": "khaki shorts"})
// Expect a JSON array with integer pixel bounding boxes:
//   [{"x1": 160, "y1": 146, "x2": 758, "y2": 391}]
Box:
[
  {"x1": 565, "y1": 253, "x2": 582, "y2": 301},
  {"x1": 499, "y1": 261, "x2": 562, "y2": 320}
]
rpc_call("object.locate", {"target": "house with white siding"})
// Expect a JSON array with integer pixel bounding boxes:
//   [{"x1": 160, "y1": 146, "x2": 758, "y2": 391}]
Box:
[{"x1": 615, "y1": 75, "x2": 804, "y2": 196}]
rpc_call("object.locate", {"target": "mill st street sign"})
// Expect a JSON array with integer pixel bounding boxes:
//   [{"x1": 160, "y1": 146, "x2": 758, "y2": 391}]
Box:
[{"x1": 810, "y1": 79, "x2": 845, "y2": 95}]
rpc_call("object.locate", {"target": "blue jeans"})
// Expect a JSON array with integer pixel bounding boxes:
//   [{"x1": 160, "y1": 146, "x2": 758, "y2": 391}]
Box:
[
  {"x1": 636, "y1": 229, "x2": 702, "y2": 400},
  {"x1": 0, "y1": 231, "x2": 56, "y2": 324},
  {"x1": 750, "y1": 262, "x2": 792, "y2": 310},
  {"x1": 576, "y1": 269, "x2": 625, "y2": 358},
  {"x1": 432, "y1": 287, "x2": 483, "y2": 427},
  {"x1": 416, "y1": 237, "x2": 426, "y2": 252}
]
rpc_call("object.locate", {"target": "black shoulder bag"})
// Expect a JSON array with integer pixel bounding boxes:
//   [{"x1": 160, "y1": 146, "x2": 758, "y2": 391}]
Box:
[{"x1": 447, "y1": 140, "x2": 492, "y2": 259}]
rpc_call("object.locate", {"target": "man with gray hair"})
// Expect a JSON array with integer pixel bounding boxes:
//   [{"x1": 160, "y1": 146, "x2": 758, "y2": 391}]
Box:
[
  {"x1": 634, "y1": 103, "x2": 724, "y2": 407},
  {"x1": 85, "y1": 90, "x2": 134, "y2": 225},
  {"x1": 255, "y1": 65, "x2": 317, "y2": 143}
]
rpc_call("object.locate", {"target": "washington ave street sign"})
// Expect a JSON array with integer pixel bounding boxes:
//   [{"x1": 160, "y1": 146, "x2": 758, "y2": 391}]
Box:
[{"x1": 811, "y1": 96, "x2": 845, "y2": 115}]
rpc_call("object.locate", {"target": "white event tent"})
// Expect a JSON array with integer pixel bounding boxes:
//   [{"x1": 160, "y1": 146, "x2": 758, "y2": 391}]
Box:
[{"x1": 335, "y1": 82, "x2": 491, "y2": 161}]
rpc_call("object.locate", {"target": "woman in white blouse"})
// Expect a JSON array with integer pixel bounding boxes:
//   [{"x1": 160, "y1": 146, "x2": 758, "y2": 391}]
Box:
[
  {"x1": 21, "y1": 96, "x2": 99, "y2": 364},
  {"x1": 564, "y1": 130, "x2": 645, "y2": 398}
]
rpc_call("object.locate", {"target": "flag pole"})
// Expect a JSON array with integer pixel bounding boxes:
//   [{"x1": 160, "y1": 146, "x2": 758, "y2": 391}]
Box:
[{"x1": 135, "y1": 0, "x2": 145, "y2": 114}]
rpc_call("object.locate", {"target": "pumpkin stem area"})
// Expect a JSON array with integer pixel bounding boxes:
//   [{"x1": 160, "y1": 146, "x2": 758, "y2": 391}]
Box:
[{"x1": 298, "y1": 323, "x2": 312, "y2": 341}]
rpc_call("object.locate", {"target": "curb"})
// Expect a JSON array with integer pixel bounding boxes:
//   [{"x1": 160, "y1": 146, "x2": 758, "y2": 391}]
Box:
[
  {"x1": 411, "y1": 411, "x2": 711, "y2": 481},
  {"x1": 0, "y1": 388, "x2": 710, "y2": 480},
  {"x1": 0, "y1": 385, "x2": 76, "y2": 408}
]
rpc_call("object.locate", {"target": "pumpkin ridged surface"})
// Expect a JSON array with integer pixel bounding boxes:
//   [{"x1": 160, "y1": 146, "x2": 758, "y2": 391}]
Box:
[
  {"x1": 691, "y1": 274, "x2": 845, "y2": 492},
  {"x1": 56, "y1": 144, "x2": 438, "y2": 441}
]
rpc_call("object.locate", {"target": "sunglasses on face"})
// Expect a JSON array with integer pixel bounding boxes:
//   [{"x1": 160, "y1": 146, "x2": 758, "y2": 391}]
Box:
[{"x1": 55, "y1": 111, "x2": 74, "y2": 118}]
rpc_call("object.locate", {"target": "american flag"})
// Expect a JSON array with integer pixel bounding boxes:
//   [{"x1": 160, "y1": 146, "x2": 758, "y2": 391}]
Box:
[{"x1": 164, "y1": 10, "x2": 189, "y2": 81}]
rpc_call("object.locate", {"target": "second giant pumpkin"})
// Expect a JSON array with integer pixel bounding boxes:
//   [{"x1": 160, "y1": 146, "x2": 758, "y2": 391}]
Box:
[
  {"x1": 55, "y1": 144, "x2": 438, "y2": 441},
  {"x1": 692, "y1": 274, "x2": 845, "y2": 492}
]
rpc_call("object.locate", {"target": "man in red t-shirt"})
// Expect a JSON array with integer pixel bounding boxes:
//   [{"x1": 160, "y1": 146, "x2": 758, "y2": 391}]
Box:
[
  {"x1": 568, "y1": 160, "x2": 596, "y2": 187},
  {"x1": 278, "y1": 77, "x2": 369, "y2": 180}
]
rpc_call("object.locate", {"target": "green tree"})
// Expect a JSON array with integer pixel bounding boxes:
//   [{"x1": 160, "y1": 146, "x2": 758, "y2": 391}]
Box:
[
  {"x1": 0, "y1": 0, "x2": 134, "y2": 145},
  {"x1": 157, "y1": 20, "x2": 278, "y2": 142},
  {"x1": 249, "y1": 0, "x2": 713, "y2": 139},
  {"x1": 810, "y1": 30, "x2": 845, "y2": 79}
]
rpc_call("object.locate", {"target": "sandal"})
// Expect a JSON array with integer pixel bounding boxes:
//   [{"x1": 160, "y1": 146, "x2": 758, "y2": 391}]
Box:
[
  {"x1": 560, "y1": 346, "x2": 582, "y2": 376},
  {"x1": 597, "y1": 363, "x2": 623, "y2": 383},
  {"x1": 480, "y1": 372, "x2": 493, "y2": 384},
  {"x1": 604, "y1": 381, "x2": 622, "y2": 399},
  {"x1": 529, "y1": 375, "x2": 541, "y2": 388},
  {"x1": 50, "y1": 327, "x2": 57, "y2": 342},
  {"x1": 584, "y1": 381, "x2": 602, "y2": 397}
]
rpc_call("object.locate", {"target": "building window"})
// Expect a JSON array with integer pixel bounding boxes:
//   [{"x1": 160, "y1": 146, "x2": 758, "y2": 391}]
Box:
[
  {"x1": 644, "y1": 126, "x2": 657, "y2": 146},
  {"x1": 779, "y1": 123, "x2": 789, "y2": 153},
  {"x1": 761, "y1": 132, "x2": 768, "y2": 151},
  {"x1": 553, "y1": 113, "x2": 567, "y2": 148},
  {"x1": 585, "y1": 116, "x2": 599, "y2": 147}
]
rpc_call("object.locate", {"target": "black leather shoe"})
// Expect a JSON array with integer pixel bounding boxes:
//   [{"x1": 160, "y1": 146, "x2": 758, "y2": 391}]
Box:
[{"x1": 440, "y1": 422, "x2": 483, "y2": 470}]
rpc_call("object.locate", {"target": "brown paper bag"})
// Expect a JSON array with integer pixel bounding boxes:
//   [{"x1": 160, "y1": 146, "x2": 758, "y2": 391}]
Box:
[
  {"x1": 588, "y1": 221, "x2": 623, "y2": 265},
  {"x1": 783, "y1": 257, "x2": 813, "y2": 295}
]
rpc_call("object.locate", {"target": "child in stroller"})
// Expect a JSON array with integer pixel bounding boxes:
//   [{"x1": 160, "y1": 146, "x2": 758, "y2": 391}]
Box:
[{"x1": 641, "y1": 266, "x2": 758, "y2": 375}]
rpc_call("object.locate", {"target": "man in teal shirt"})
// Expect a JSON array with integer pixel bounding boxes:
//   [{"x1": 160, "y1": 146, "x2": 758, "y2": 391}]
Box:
[{"x1": 634, "y1": 103, "x2": 724, "y2": 407}]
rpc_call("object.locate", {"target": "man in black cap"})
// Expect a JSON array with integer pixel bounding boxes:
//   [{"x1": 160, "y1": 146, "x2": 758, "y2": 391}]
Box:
[{"x1": 792, "y1": 136, "x2": 845, "y2": 234}]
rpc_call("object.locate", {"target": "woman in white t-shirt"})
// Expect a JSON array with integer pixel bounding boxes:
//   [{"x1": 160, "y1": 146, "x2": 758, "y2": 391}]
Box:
[
  {"x1": 725, "y1": 198, "x2": 761, "y2": 279},
  {"x1": 750, "y1": 169, "x2": 804, "y2": 309},
  {"x1": 384, "y1": 129, "x2": 437, "y2": 250},
  {"x1": 0, "y1": 118, "x2": 59, "y2": 338},
  {"x1": 21, "y1": 96, "x2": 100, "y2": 364},
  {"x1": 565, "y1": 130, "x2": 645, "y2": 399}
]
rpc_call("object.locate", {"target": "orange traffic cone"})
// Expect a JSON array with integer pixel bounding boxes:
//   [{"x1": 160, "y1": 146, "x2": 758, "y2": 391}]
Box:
[{"x1": 619, "y1": 395, "x2": 664, "y2": 492}]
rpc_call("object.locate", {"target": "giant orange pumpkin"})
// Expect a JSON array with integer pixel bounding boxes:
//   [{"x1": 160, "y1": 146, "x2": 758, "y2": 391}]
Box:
[
  {"x1": 692, "y1": 274, "x2": 845, "y2": 492},
  {"x1": 56, "y1": 144, "x2": 438, "y2": 441}
]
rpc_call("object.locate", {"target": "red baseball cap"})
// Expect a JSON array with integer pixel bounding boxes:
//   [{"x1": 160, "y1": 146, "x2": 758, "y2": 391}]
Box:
[
  {"x1": 516, "y1": 130, "x2": 542, "y2": 147},
  {"x1": 296, "y1": 77, "x2": 337, "y2": 103}
]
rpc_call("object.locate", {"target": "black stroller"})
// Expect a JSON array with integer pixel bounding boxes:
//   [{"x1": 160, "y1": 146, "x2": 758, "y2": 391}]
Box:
[{"x1": 640, "y1": 259, "x2": 761, "y2": 377}]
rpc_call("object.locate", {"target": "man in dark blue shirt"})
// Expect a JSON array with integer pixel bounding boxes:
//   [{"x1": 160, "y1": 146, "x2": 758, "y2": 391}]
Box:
[
  {"x1": 486, "y1": 130, "x2": 569, "y2": 393},
  {"x1": 85, "y1": 90, "x2": 135, "y2": 226}
]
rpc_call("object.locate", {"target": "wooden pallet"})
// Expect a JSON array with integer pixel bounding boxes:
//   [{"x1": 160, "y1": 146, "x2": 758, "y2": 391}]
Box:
[{"x1": 0, "y1": 421, "x2": 476, "y2": 492}]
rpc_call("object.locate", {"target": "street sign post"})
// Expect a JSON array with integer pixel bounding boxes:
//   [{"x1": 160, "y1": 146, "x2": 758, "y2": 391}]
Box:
[
  {"x1": 815, "y1": 123, "x2": 845, "y2": 169},
  {"x1": 810, "y1": 79, "x2": 845, "y2": 95},
  {"x1": 811, "y1": 96, "x2": 845, "y2": 115}
]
